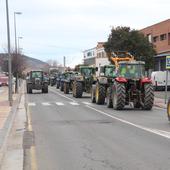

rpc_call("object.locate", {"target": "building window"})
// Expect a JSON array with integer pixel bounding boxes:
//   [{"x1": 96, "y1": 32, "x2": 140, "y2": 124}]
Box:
[
  {"x1": 160, "y1": 34, "x2": 167, "y2": 41},
  {"x1": 153, "y1": 36, "x2": 159, "y2": 43},
  {"x1": 168, "y1": 33, "x2": 170, "y2": 45},
  {"x1": 147, "y1": 34, "x2": 152, "y2": 43},
  {"x1": 87, "y1": 52, "x2": 92, "y2": 57}
]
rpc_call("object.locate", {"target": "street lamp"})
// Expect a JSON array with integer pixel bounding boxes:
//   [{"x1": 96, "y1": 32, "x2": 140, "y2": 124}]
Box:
[
  {"x1": 17, "y1": 36, "x2": 23, "y2": 54},
  {"x1": 14, "y1": 12, "x2": 22, "y2": 53},
  {"x1": 14, "y1": 12, "x2": 22, "y2": 93},
  {"x1": 5, "y1": 0, "x2": 12, "y2": 106}
]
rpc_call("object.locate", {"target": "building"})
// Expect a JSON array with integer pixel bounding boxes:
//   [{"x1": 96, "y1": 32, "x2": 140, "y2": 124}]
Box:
[
  {"x1": 83, "y1": 47, "x2": 96, "y2": 66},
  {"x1": 95, "y1": 42, "x2": 110, "y2": 76},
  {"x1": 140, "y1": 19, "x2": 170, "y2": 71},
  {"x1": 83, "y1": 42, "x2": 110, "y2": 75}
]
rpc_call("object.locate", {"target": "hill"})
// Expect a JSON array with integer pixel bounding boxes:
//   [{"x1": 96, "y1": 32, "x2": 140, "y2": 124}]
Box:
[{"x1": 0, "y1": 53, "x2": 49, "y2": 72}]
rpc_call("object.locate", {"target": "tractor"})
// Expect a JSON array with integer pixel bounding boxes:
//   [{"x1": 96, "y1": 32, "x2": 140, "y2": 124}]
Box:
[
  {"x1": 63, "y1": 71, "x2": 79, "y2": 94},
  {"x1": 72, "y1": 65, "x2": 97, "y2": 98},
  {"x1": 26, "y1": 70, "x2": 48, "y2": 94},
  {"x1": 107, "y1": 60, "x2": 154, "y2": 110},
  {"x1": 91, "y1": 65, "x2": 116, "y2": 104}
]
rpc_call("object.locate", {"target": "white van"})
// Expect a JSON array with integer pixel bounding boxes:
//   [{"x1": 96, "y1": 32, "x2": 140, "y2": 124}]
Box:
[{"x1": 151, "y1": 71, "x2": 170, "y2": 90}]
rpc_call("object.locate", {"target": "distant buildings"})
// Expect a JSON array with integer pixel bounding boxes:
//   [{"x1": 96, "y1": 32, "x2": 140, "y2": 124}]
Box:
[
  {"x1": 83, "y1": 42, "x2": 110, "y2": 75},
  {"x1": 140, "y1": 19, "x2": 170, "y2": 71}
]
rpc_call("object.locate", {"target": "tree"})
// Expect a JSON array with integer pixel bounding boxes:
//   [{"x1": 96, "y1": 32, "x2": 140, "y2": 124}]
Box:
[{"x1": 104, "y1": 26, "x2": 156, "y2": 70}]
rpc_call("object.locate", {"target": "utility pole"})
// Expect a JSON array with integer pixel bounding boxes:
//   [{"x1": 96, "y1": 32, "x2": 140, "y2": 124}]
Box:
[{"x1": 5, "y1": 0, "x2": 12, "y2": 106}]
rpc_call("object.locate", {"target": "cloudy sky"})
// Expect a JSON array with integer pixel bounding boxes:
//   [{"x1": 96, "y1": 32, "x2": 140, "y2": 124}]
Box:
[{"x1": 0, "y1": 0, "x2": 169, "y2": 67}]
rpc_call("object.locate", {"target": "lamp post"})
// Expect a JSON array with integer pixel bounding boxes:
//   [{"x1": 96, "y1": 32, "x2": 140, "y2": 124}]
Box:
[
  {"x1": 5, "y1": 0, "x2": 12, "y2": 106},
  {"x1": 17, "y1": 36, "x2": 23, "y2": 53},
  {"x1": 14, "y1": 12, "x2": 22, "y2": 93},
  {"x1": 14, "y1": 12, "x2": 22, "y2": 53}
]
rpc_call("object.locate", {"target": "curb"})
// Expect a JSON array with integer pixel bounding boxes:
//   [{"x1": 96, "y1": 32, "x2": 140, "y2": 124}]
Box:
[{"x1": 0, "y1": 86, "x2": 22, "y2": 168}]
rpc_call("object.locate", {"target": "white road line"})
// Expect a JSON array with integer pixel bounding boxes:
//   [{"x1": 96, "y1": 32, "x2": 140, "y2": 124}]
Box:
[
  {"x1": 70, "y1": 102, "x2": 79, "y2": 106},
  {"x1": 82, "y1": 102, "x2": 92, "y2": 105},
  {"x1": 42, "y1": 102, "x2": 51, "y2": 106},
  {"x1": 56, "y1": 102, "x2": 64, "y2": 106},
  {"x1": 50, "y1": 88, "x2": 75, "y2": 102},
  {"x1": 87, "y1": 105, "x2": 170, "y2": 139},
  {"x1": 28, "y1": 103, "x2": 36, "y2": 106}
]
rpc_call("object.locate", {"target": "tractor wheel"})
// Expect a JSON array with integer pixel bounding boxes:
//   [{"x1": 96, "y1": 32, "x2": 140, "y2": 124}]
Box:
[
  {"x1": 28, "y1": 86, "x2": 32, "y2": 94},
  {"x1": 91, "y1": 85, "x2": 96, "y2": 103},
  {"x1": 56, "y1": 82, "x2": 60, "y2": 89},
  {"x1": 60, "y1": 82, "x2": 64, "y2": 91},
  {"x1": 73, "y1": 81, "x2": 83, "y2": 98},
  {"x1": 44, "y1": 85, "x2": 48, "y2": 93},
  {"x1": 106, "y1": 87, "x2": 113, "y2": 108},
  {"x1": 142, "y1": 83, "x2": 154, "y2": 110},
  {"x1": 167, "y1": 98, "x2": 170, "y2": 121},
  {"x1": 112, "y1": 82, "x2": 126, "y2": 110},
  {"x1": 64, "y1": 83, "x2": 69, "y2": 94},
  {"x1": 95, "y1": 83, "x2": 105, "y2": 105}
]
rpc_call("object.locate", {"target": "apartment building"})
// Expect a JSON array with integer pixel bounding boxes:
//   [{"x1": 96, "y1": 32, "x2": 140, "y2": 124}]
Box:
[{"x1": 140, "y1": 19, "x2": 170, "y2": 71}]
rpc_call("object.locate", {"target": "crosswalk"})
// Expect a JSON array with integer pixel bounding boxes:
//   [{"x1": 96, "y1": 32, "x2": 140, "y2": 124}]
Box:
[{"x1": 27, "y1": 101, "x2": 92, "y2": 107}]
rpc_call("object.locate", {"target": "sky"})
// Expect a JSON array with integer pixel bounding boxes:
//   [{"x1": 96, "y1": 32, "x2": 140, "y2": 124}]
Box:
[{"x1": 0, "y1": 0, "x2": 169, "y2": 67}]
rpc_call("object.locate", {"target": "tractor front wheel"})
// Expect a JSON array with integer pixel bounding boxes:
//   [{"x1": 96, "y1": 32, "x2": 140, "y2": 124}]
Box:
[
  {"x1": 106, "y1": 87, "x2": 113, "y2": 108},
  {"x1": 64, "y1": 83, "x2": 69, "y2": 94},
  {"x1": 167, "y1": 98, "x2": 170, "y2": 121},
  {"x1": 73, "y1": 81, "x2": 83, "y2": 98},
  {"x1": 95, "y1": 83, "x2": 105, "y2": 105},
  {"x1": 91, "y1": 85, "x2": 96, "y2": 103}
]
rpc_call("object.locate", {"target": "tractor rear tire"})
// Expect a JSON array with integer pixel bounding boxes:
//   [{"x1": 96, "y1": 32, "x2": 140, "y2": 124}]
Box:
[
  {"x1": 106, "y1": 87, "x2": 113, "y2": 108},
  {"x1": 64, "y1": 83, "x2": 69, "y2": 94},
  {"x1": 91, "y1": 85, "x2": 96, "y2": 103},
  {"x1": 142, "y1": 83, "x2": 154, "y2": 110},
  {"x1": 60, "y1": 82, "x2": 64, "y2": 91},
  {"x1": 167, "y1": 98, "x2": 170, "y2": 121},
  {"x1": 95, "y1": 84, "x2": 105, "y2": 105},
  {"x1": 56, "y1": 82, "x2": 60, "y2": 89},
  {"x1": 73, "y1": 81, "x2": 83, "y2": 98},
  {"x1": 27, "y1": 85, "x2": 32, "y2": 94},
  {"x1": 112, "y1": 82, "x2": 126, "y2": 110}
]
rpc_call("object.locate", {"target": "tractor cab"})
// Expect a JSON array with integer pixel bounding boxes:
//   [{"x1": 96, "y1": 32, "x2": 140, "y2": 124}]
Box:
[{"x1": 118, "y1": 61, "x2": 145, "y2": 80}]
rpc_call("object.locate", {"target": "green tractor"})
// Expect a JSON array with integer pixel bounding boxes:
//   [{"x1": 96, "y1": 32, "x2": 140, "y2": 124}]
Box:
[
  {"x1": 63, "y1": 71, "x2": 79, "y2": 94},
  {"x1": 72, "y1": 65, "x2": 97, "y2": 98},
  {"x1": 91, "y1": 65, "x2": 116, "y2": 105},
  {"x1": 26, "y1": 70, "x2": 48, "y2": 94}
]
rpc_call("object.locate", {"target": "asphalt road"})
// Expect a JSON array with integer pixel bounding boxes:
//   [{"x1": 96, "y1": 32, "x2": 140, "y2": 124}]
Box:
[{"x1": 25, "y1": 86, "x2": 170, "y2": 170}]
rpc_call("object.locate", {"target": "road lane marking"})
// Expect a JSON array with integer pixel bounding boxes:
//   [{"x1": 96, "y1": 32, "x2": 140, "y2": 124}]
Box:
[
  {"x1": 50, "y1": 88, "x2": 76, "y2": 102},
  {"x1": 28, "y1": 103, "x2": 36, "y2": 106},
  {"x1": 70, "y1": 102, "x2": 79, "y2": 106},
  {"x1": 86, "y1": 105, "x2": 170, "y2": 139},
  {"x1": 42, "y1": 102, "x2": 51, "y2": 106},
  {"x1": 82, "y1": 102, "x2": 92, "y2": 105},
  {"x1": 56, "y1": 102, "x2": 64, "y2": 106}
]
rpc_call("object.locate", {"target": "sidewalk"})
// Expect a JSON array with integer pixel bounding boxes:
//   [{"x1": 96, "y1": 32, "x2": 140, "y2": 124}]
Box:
[{"x1": 0, "y1": 86, "x2": 21, "y2": 167}]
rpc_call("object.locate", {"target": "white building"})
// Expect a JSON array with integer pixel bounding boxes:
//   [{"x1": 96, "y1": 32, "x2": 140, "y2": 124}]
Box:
[
  {"x1": 95, "y1": 42, "x2": 110, "y2": 76},
  {"x1": 83, "y1": 47, "x2": 96, "y2": 66},
  {"x1": 83, "y1": 42, "x2": 110, "y2": 76}
]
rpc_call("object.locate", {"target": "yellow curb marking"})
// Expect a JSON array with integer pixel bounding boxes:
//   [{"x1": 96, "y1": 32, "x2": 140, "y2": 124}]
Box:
[{"x1": 27, "y1": 104, "x2": 38, "y2": 170}]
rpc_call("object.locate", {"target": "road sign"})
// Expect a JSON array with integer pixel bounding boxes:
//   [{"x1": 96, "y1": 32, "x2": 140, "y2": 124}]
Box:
[{"x1": 166, "y1": 56, "x2": 170, "y2": 69}]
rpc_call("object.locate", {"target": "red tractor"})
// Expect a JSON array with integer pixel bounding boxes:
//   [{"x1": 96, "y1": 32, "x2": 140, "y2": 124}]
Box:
[{"x1": 106, "y1": 60, "x2": 154, "y2": 110}]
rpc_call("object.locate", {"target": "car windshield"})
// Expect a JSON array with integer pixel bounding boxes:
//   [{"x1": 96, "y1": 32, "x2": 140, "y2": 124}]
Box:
[
  {"x1": 81, "y1": 68, "x2": 93, "y2": 76},
  {"x1": 105, "y1": 67, "x2": 116, "y2": 77},
  {"x1": 118, "y1": 64, "x2": 145, "y2": 79},
  {"x1": 32, "y1": 71, "x2": 42, "y2": 78}
]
